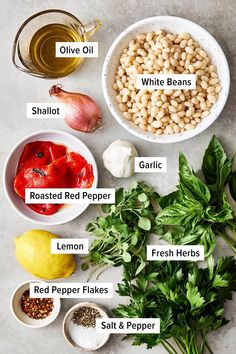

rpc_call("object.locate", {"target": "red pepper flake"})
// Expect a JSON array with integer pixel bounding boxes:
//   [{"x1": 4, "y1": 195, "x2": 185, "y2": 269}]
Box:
[{"x1": 20, "y1": 290, "x2": 54, "y2": 320}]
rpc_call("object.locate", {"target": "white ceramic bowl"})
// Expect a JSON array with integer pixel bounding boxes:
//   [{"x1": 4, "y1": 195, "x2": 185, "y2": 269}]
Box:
[
  {"x1": 102, "y1": 16, "x2": 230, "y2": 143},
  {"x1": 3, "y1": 130, "x2": 98, "y2": 225},
  {"x1": 10, "y1": 280, "x2": 61, "y2": 328},
  {"x1": 63, "y1": 302, "x2": 110, "y2": 351}
]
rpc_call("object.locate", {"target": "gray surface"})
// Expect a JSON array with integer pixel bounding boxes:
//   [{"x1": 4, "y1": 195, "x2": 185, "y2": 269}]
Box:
[{"x1": 0, "y1": 0, "x2": 236, "y2": 353}]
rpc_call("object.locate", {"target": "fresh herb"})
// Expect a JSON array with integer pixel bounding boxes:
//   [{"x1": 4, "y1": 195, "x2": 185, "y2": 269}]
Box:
[
  {"x1": 82, "y1": 135, "x2": 236, "y2": 353},
  {"x1": 202, "y1": 135, "x2": 233, "y2": 197},
  {"x1": 114, "y1": 256, "x2": 236, "y2": 354},
  {"x1": 83, "y1": 181, "x2": 161, "y2": 275},
  {"x1": 229, "y1": 171, "x2": 236, "y2": 201},
  {"x1": 157, "y1": 136, "x2": 236, "y2": 255}
]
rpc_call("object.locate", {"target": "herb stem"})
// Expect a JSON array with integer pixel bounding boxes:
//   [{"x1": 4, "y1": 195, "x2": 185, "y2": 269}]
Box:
[
  {"x1": 174, "y1": 337, "x2": 187, "y2": 353},
  {"x1": 204, "y1": 340, "x2": 214, "y2": 354},
  {"x1": 95, "y1": 265, "x2": 111, "y2": 279},
  {"x1": 199, "y1": 331, "x2": 214, "y2": 354},
  {"x1": 200, "y1": 337, "x2": 206, "y2": 354},
  {"x1": 182, "y1": 333, "x2": 200, "y2": 354},
  {"x1": 218, "y1": 231, "x2": 236, "y2": 254},
  {"x1": 86, "y1": 265, "x2": 104, "y2": 281},
  {"x1": 161, "y1": 339, "x2": 178, "y2": 354}
]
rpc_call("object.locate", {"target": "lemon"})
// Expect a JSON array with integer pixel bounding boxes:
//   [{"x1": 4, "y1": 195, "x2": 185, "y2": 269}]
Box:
[{"x1": 15, "y1": 230, "x2": 76, "y2": 280}]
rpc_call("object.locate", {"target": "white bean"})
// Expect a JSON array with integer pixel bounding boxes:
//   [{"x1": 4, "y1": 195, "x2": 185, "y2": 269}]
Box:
[
  {"x1": 185, "y1": 123, "x2": 194, "y2": 130},
  {"x1": 207, "y1": 94, "x2": 216, "y2": 104},
  {"x1": 151, "y1": 120, "x2": 162, "y2": 128}
]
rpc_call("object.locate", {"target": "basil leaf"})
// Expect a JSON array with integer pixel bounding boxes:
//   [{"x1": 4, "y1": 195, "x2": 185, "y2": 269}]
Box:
[
  {"x1": 179, "y1": 153, "x2": 211, "y2": 205},
  {"x1": 178, "y1": 183, "x2": 205, "y2": 209},
  {"x1": 219, "y1": 159, "x2": 233, "y2": 191},
  {"x1": 159, "y1": 191, "x2": 180, "y2": 209},
  {"x1": 156, "y1": 203, "x2": 202, "y2": 227},
  {"x1": 160, "y1": 225, "x2": 198, "y2": 245},
  {"x1": 202, "y1": 135, "x2": 226, "y2": 184},
  {"x1": 162, "y1": 224, "x2": 216, "y2": 257},
  {"x1": 176, "y1": 231, "x2": 200, "y2": 245},
  {"x1": 204, "y1": 194, "x2": 233, "y2": 223},
  {"x1": 194, "y1": 224, "x2": 216, "y2": 257},
  {"x1": 160, "y1": 226, "x2": 185, "y2": 244},
  {"x1": 229, "y1": 171, "x2": 236, "y2": 201},
  {"x1": 202, "y1": 135, "x2": 233, "y2": 192}
]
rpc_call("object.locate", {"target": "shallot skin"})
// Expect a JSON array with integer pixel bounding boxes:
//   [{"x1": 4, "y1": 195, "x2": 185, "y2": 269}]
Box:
[{"x1": 49, "y1": 85, "x2": 102, "y2": 133}]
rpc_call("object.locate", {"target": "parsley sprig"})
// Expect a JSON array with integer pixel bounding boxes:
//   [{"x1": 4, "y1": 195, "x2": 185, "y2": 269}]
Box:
[{"x1": 114, "y1": 256, "x2": 236, "y2": 354}]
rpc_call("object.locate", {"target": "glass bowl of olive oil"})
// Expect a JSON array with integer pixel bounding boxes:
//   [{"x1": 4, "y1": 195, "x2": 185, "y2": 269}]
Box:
[{"x1": 12, "y1": 9, "x2": 101, "y2": 78}]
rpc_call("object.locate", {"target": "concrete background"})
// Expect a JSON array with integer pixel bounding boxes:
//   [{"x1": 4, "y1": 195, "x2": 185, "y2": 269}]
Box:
[{"x1": 0, "y1": 0, "x2": 236, "y2": 353}]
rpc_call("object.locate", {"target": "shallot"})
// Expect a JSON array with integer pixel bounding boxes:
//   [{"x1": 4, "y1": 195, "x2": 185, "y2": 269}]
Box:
[{"x1": 49, "y1": 85, "x2": 102, "y2": 133}]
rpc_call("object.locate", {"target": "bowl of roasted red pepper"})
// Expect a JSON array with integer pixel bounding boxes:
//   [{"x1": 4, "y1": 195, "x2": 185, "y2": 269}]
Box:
[{"x1": 3, "y1": 130, "x2": 98, "y2": 225}]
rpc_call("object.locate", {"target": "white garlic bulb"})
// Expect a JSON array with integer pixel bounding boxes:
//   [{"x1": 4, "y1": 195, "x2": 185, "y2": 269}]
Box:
[{"x1": 102, "y1": 139, "x2": 138, "y2": 178}]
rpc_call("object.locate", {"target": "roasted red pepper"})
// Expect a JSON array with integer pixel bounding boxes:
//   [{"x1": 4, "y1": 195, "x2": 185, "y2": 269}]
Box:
[
  {"x1": 49, "y1": 144, "x2": 67, "y2": 161},
  {"x1": 14, "y1": 159, "x2": 69, "y2": 199},
  {"x1": 76, "y1": 164, "x2": 94, "y2": 188},
  {"x1": 27, "y1": 203, "x2": 63, "y2": 215},
  {"x1": 14, "y1": 141, "x2": 94, "y2": 216},
  {"x1": 65, "y1": 152, "x2": 88, "y2": 187},
  {"x1": 17, "y1": 141, "x2": 66, "y2": 172}
]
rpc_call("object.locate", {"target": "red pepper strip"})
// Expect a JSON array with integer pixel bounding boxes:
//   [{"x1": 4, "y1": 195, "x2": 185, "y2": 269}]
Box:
[
  {"x1": 49, "y1": 144, "x2": 67, "y2": 161},
  {"x1": 66, "y1": 152, "x2": 88, "y2": 171},
  {"x1": 14, "y1": 156, "x2": 69, "y2": 199},
  {"x1": 17, "y1": 141, "x2": 67, "y2": 173},
  {"x1": 65, "y1": 152, "x2": 93, "y2": 187},
  {"x1": 27, "y1": 203, "x2": 63, "y2": 215},
  {"x1": 76, "y1": 164, "x2": 94, "y2": 188}
]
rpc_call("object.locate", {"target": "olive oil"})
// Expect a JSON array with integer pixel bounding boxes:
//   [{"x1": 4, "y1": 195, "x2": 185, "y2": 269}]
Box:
[{"x1": 29, "y1": 24, "x2": 82, "y2": 77}]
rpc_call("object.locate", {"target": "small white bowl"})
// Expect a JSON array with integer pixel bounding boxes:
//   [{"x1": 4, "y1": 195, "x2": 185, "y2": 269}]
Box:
[
  {"x1": 102, "y1": 16, "x2": 230, "y2": 143},
  {"x1": 63, "y1": 302, "x2": 110, "y2": 351},
  {"x1": 3, "y1": 130, "x2": 98, "y2": 225},
  {"x1": 10, "y1": 280, "x2": 61, "y2": 328}
]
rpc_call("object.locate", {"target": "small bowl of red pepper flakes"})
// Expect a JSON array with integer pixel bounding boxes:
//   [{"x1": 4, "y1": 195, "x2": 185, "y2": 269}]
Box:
[
  {"x1": 3, "y1": 130, "x2": 98, "y2": 225},
  {"x1": 11, "y1": 280, "x2": 61, "y2": 328}
]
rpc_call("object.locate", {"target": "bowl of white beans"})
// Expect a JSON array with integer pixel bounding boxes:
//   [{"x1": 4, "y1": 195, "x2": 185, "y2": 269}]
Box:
[{"x1": 102, "y1": 16, "x2": 230, "y2": 143}]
